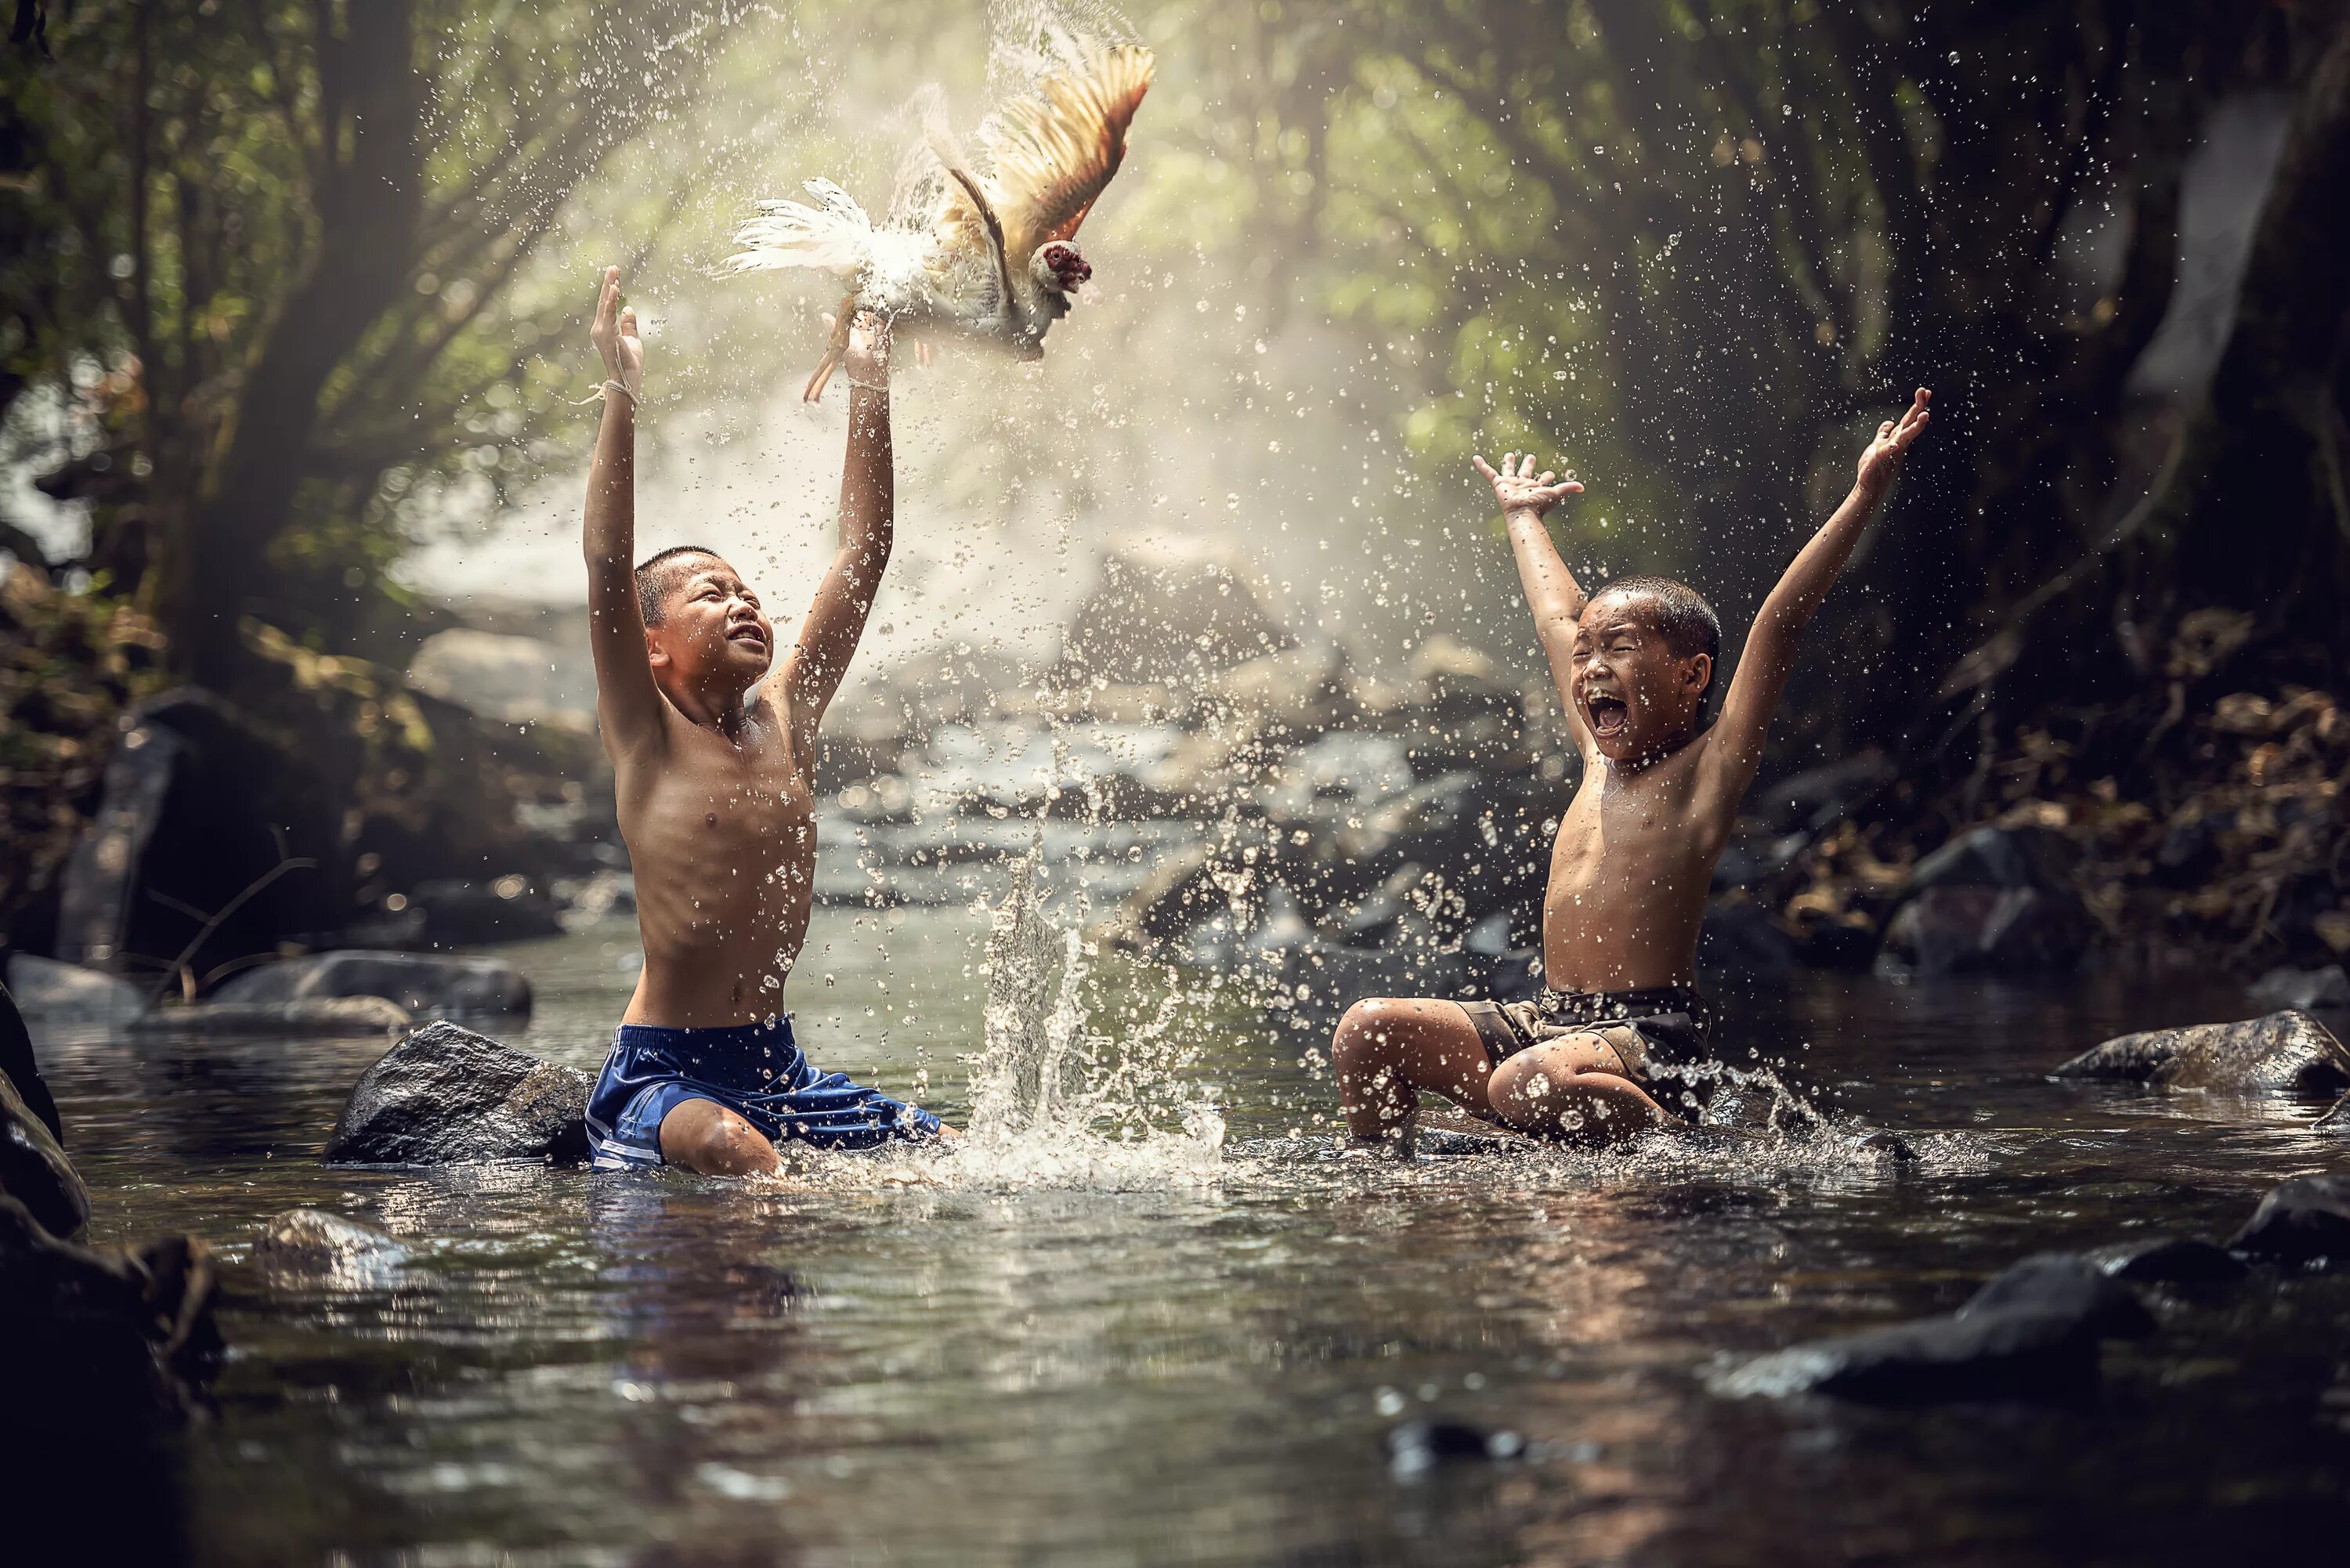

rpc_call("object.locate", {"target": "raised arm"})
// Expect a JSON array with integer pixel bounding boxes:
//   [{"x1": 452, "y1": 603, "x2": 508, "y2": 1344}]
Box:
[
  {"x1": 1708, "y1": 388, "x2": 1932, "y2": 793},
  {"x1": 782, "y1": 316, "x2": 893, "y2": 767},
  {"x1": 582, "y1": 267, "x2": 665, "y2": 761},
  {"x1": 1474, "y1": 450, "x2": 1593, "y2": 753}
]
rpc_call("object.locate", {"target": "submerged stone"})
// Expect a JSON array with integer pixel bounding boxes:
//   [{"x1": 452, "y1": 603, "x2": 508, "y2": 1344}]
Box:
[
  {"x1": 1720, "y1": 1306, "x2": 2102, "y2": 1405},
  {"x1": 0, "y1": 1194, "x2": 222, "y2": 1421},
  {"x1": 0, "y1": 1053, "x2": 88, "y2": 1240},
  {"x1": 1385, "y1": 1418, "x2": 1524, "y2": 1477},
  {"x1": 2225, "y1": 1173, "x2": 2350, "y2": 1266},
  {"x1": 214, "y1": 950, "x2": 532, "y2": 1021},
  {"x1": 1958, "y1": 1253, "x2": 2157, "y2": 1339},
  {"x1": 1721, "y1": 1250, "x2": 2157, "y2": 1405},
  {"x1": 2051, "y1": 1009, "x2": 2350, "y2": 1095},
  {"x1": 324, "y1": 1021, "x2": 589, "y2": 1165},
  {"x1": 251, "y1": 1209, "x2": 408, "y2": 1285},
  {"x1": 126, "y1": 995, "x2": 413, "y2": 1037},
  {"x1": 2094, "y1": 1237, "x2": 2250, "y2": 1285}
]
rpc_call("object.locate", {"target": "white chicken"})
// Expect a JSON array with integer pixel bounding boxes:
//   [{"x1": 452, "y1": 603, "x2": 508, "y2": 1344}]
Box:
[{"x1": 728, "y1": 29, "x2": 1155, "y2": 401}]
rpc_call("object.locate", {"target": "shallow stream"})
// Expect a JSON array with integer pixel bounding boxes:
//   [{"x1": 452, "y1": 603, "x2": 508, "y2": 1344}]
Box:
[{"x1": 39, "y1": 902, "x2": 2350, "y2": 1565}]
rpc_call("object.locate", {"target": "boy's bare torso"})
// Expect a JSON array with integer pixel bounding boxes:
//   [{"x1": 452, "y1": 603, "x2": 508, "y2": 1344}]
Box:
[
  {"x1": 1542, "y1": 735, "x2": 1727, "y2": 994},
  {"x1": 615, "y1": 695, "x2": 816, "y2": 1028}
]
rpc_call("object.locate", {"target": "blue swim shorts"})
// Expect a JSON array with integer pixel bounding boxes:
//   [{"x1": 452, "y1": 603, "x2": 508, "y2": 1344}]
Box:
[{"x1": 584, "y1": 1015, "x2": 942, "y2": 1171}]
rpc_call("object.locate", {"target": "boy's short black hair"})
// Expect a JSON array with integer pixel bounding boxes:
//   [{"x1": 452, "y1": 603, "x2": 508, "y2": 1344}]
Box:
[
  {"x1": 634, "y1": 544, "x2": 721, "y2": 627},
  {"x1": 1592, "y1": 575, "x2": 1723, "y2": 699}
]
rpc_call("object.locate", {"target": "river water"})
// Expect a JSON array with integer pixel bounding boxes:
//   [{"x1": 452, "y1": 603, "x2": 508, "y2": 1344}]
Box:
[{"x1": 38, "y1": 901, "x2": 2350, "y2": 1565}]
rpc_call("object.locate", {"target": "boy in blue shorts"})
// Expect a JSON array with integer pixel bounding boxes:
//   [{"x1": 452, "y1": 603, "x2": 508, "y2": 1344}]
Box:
[{"x1": 575, "y1": 268, "x2": 945, "y2": 1174}]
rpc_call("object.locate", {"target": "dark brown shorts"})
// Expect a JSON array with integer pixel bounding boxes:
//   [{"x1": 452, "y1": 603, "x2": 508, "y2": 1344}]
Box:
[{"x1": 1460, "y1": 985, "x2": 1717, "y2": 1115}]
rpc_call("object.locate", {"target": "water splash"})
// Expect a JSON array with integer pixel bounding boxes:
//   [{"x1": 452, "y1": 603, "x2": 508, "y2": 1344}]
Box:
[{"x1": 942, "y1": 840, "x2": 1224, "y2": 1188}]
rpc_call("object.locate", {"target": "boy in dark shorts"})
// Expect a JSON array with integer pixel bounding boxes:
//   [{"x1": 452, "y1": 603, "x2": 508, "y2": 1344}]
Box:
[
  {"x1": 1332, "y1": 389, "x2": 1934, "y2": 1149},
  {"x1": 576, "y1": 267, "x2": 945, "y2": 1174}
]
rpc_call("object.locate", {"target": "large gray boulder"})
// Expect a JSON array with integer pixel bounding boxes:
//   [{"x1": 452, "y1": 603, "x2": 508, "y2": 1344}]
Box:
[
  {"x1": 2051, "y1": 1009, "x2": 2350, "y2": 1095},
  {"x1": 213, "y1": 949, "x2": 531, "y2": 1020},
  {"x1": 324, "y1": 1021, "x2": 589, "y2": 1165},
  {"x1": 0, "y1": 1059, "x2": 87, "y2": 1239},
  {"x1": 5, "y1": 954, "x2": 145, "y2": 1028}
]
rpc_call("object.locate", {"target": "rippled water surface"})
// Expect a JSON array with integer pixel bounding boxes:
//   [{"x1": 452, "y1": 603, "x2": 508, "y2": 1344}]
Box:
[{"x1": 39, "y1": 905, "x2": 2350, "y2": 1565}]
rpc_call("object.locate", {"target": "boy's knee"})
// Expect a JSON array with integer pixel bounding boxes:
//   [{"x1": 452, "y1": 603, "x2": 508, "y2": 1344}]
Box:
[
  {"x1": 662, "y1": 1102, "x2": 781, "y2": 1176},
  {"x1": 1331, "y1": 999, "x2": 1397, "y2": 1069}
]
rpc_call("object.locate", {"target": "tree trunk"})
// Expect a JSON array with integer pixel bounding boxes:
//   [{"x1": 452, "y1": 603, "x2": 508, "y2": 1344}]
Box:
[{"x1": 162, "y1": 0, "x2": 423, "y2": 688}]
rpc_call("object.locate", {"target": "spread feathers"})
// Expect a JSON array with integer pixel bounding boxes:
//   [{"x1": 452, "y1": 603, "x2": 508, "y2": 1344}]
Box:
[{"x1": 728, "y1": 34, "x2": 1155, "y2": 400}]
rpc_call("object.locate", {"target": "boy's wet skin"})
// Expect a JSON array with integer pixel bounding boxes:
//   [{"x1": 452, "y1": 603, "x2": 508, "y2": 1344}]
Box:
[
  {"x1": 613, "y1": 555, "x2": 816, "y2": 1028},
  {"x1": 580, "y1": 267, "x2": 949, "y2": 1175},
  {"x1": 1333, "y1": 392, "x2": 1933, "y2": 1149}
]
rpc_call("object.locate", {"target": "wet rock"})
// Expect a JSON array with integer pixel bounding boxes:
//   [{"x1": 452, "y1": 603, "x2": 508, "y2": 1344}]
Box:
[
  {"x1": 1877, "y1": 884, "x2": 2090, "y2": 976},
  {"x1": 1958, "y1": 1253, "x2": 2157, "y2": 1339},
  {"x1": 126, "y1": 995, "x2": 413, "y2": 1038},
  {"x1": 1, "y1": 1049, "x2": 88, "y2": 1239},
  {"x1": 2225, "y1": 1173, "x2": 2350, "y2": 1266},
  {"x1": 1853, "y1": 1128, "x2": 1920, "y2": 1164},
  {"x1": 1, "y1": 973, "x2": 63, "y2": 1142},
  {"x1": 251, "y1": 1209, "x2": 408, "y2": 1285},
  {"x1": 0, "y1": 1194, "x2": 221, "y2": 1420},
  {"x1": 324, "y1": 1021, "x2": 589, "y2": 1165},
  {"x1": 2247, "y1": 963, "x2": 2350, "y2": 1011},
  {"x1": 2051, "y1": 1010, "x2": 2350, "y2": 1095},
  {"x1": 1385, "y1": 1418, "x2": 1525, "y2": 1477},
  {"x1": 1719, "y1": 1306, "x2": 2102, "y2": 1405},
  {"x1": 2094, "y1": 1237, "x2": 2250, "y2": 1285},
  {"x1": 212, "y1": 949, "x2": 532, "y2": 1021},
  {"x1": 5, "y1": 952, "x2": 145, "y2": 1028}
]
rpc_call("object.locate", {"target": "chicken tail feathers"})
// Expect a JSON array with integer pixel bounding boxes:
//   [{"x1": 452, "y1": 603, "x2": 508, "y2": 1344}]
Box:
[{"x1": 727, "y1": 179, "x2": 874, "y2": 278}]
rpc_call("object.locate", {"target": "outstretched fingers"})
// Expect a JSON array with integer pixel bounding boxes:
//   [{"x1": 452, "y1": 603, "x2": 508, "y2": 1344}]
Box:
[
  {"x1": 1472, "y1": 453, "x2": 1500, "y2": 483},
  {"x1": 1891, "y1": 387, "x2": 1932, "y2": 450}
]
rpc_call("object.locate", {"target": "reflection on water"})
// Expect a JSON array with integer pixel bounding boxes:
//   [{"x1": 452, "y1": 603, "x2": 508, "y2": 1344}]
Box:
[{"x1": 35, "y1": 904, "x2": 2350, "y2": 1564}]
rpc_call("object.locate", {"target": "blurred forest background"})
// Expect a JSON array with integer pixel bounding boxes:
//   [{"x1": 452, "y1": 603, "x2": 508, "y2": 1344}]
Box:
[{"x1": 4, "y1": 0, "x2": 2347, "y2": 990}]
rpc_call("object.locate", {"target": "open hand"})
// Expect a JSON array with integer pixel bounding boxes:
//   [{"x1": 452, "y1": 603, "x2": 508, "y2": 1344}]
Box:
[
  {"x1": 1856, "y1": 388, "x2": 1931, "y2": 493},
  {"x1": 1473, "y1": 450, "x2": 1585, "y2": 520},
  {"x1": 590, "y1": 266, "x2": 643, "y2": 399}
]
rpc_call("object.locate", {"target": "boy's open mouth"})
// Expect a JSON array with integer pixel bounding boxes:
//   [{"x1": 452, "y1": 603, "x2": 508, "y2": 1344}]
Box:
[
  {"x1": 1586, "y1": 694, "x2": 1629, "y2": 736},
  {"x1": 727, "y1": 626, "x2": 767, "y2": 651}
]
